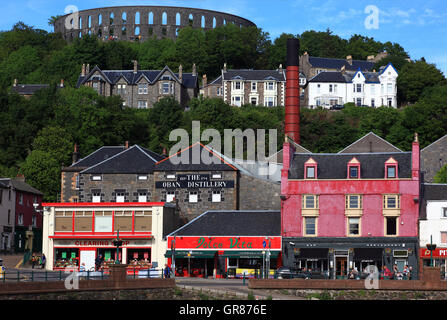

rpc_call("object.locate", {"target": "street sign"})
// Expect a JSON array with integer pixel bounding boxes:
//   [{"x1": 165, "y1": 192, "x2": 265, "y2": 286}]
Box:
[{"x1": 263, "y1": 240, "x2": 266, "y2": 248}]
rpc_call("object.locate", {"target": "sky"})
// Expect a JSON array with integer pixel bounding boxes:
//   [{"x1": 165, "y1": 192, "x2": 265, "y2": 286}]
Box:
[{"x1": 1, "y1": 0, "x2": 447, "y2": 74}]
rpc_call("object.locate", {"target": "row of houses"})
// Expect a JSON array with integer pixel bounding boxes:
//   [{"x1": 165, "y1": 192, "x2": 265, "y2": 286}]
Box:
[
  {"x1": 11, "y1": 52, "x2": 398, "y2": 109},
  {"x1": 35, "y1": 131, "x2": 447, "y2": 279}
]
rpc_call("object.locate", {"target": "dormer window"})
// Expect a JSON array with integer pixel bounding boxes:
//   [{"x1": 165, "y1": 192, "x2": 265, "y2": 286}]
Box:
[
  {"x1": 385, "y1": 157, "x2": 398, "y2": 179},
  {"x1": 348, "y1": 158, "x2": 360, "y2": 179},
  {"x1": 304, "y1": 158, "x2": 317, "y2": 179}
]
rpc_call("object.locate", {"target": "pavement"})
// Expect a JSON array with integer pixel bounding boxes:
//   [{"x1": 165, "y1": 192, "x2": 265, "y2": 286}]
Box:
[
  {"x1": 0, "y1": 254, "x2": 24, "y2": 269},
  {"x1": 175, "y1": 277, "x2": 305, "y2": 300}
]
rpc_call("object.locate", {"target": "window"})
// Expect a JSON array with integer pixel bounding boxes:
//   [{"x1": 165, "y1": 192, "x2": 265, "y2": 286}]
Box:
[
  {"x1": 232, "y1": 96, "x2": 242, "y2": 107},
  {"x1": 18, "y1": 213, "x2": 23, "y2": 225},
  {"x1": 134, "y1": 210, "x2": 152, "y2": 232},
  {"x1": 385, "y1": 217, "x2": 397, "y2": 236},
  {"x1": 304, "y1": 217, "x2": 316, "y2": 236},
  {"x1": 443, "y1": 208, "x2": 447, "y2": 218},
  {"x1": 189, "y1": 191, "x2": 198, "y2": 203},
  {"x1": 138, "y1": 83, "x2": 148, "y2": 94},
  {"x1": 8, "y1": 209, "x2": 11, "y2": 224},
  {"x1": 356, "y1": 84, "x2": 362, "y2": 93},
  {"x1": 75, "y1": 211, "x2": 94, "y2": 232},
  {"x1": 250, "y1": 97, "x2": 257, "y2": 106},
  {"x1": 371, "y1": 84, "x2": 375, "y2": 95},
  {"x1": 317, "y1": 84, "x2": 321, "y2": 93},
  {"x1": 92, "y1": 192, "x2": 101, "y2": 203},
  {"x1": 349, "y1": 166, "x2": 359, "y2": 179},
  {"x1": 306, "y1": 166, "x2": 316, "y2": 179},
  {"x1": 138, "y1": 175, "x2": 148, "y2": 181},
  {"x1": 387, "y1": 83, "x2": 392, "y2": 94},
  {"x1": 138, "y1": 100, "x2": 148, "y2": 109},
  {"x1": 166, "y1": 191, "x2": 175, "y2": 202},
  {"x1": 92, "y1": 175, "x2": 102, "y2": 181},
  {"x1": 348, "y1": 218, "x2": 360, "y2": 236},
  {"x1": 55, "y1": 211, "x2": 73, "y2": 232},
  {"x1": 162, "y1": 82, "x2": 171, "y2": 94},
  {"x1": 346, "y1": 195, "x2": 362, "y2": 209},
  {"x1": 371, "y1": 98, "x2": 375, "y2": 108},
  {"x1": 383, "y1": 195, "x2": 400, "y2": 209},
  {"x1": 265, "y1": 96, "x2": 275, "y2": 107},
  {"x1": 334, "y1": 84, "x2": 337, "y2": 93},
  {"x1": 356, "y1": 98, "x2": 362, "y2": 106},
  {"x1": 387, "y1": 98, "x2": 393, "y2": 107},
  {"x1": 441, "y1": 232, "x2": 447, "y2": 244},
  {"x1": 117, "y1": 84, "x2": 126, "y2": 95},
  {"x1": 166, "y1": 174, "x2": 176, "y2": 179},
  {"x1": 212, "y1": 172, "x2": 222, "y2": 179},
  {"x1": 138, "y1": 192, "x2": 147, "y2": 203},
  {"x1": 266, "y1": 82, "x2": 274, "y2": 91},
  {"x1": 216, "y1": 87, "x2": 222, "y2": 96},
  {"x1": 251, "y1": 82, "x2": 257, "y2": 91},
  {"x1": 234, "y1": 81, "x2": 241, "y2": 90},
  {"x1": 303, "y1": 195, "x2": 318, "y2": 209},
  {"x1": 329, "y1": 84, "x2": 333, "y2": 92},
  {"x1": 32, "y1": 215, "x2": 37, "y2": 227},
  {"x1": 212, "y1": 190, "x2": 222, "y2": 203},
  {"x1": 19, "y1": 193, "x2": 23, "y2": 205},
  {"x1": 387, "y1": 166, "x2": 397, "y2": 178},
  {"x1": 115, "y1": 191, "x2": 125, "y2": 203},
  {"x1": 113, "y1": 211, "x2": 131, "y2": 232}
]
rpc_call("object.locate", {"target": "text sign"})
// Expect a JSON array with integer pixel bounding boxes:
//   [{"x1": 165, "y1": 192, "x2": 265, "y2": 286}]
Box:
[
  {"x1": 156, "y1": 174, "x2": 234, "y2": 189},
  {"x1": 166, "y1": 236, "x2": 282, "y2": 250}
]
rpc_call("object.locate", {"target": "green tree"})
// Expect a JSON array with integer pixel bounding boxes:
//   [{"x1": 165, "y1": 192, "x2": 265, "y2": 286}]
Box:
[
  {"x1": 434, "y1": 164, "x2": 447, "y2": 183},
  {"x1": 32, "y1": 126, "x2": 74, "y2": 167},
  {"x1": 397, "y1": 59, "x2": 446, "y2": 105}
]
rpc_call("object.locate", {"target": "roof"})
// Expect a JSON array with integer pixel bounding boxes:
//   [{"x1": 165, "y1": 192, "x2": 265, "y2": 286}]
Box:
[
  {"x1": 77, "y1": 65, "x2": 198, "y2": 88},
  {"x1": 0, "y1": 178, "x2": 44, "y2": 195},
  {"x1": 421, "y1": 134, "x2": 447, "y2": 152},
  {"x1": 420, "y1": 183, "x2": 447, "y2": 219},
  {"x1": 81, "y1": 145, "x2": 164, "y2": 174},
  {"x1": 309, "y1": 56, "x2": 375, "y2": 71},
  {"x1": 289, "y1": 152, "x2": 412, "y2": 179},
  {"x1": 70, "y1": 146, "x2": 126, "y2": 169},
  {"x1": 155, "y1": 142, "x2": 238, "y2": 172},
  {"x1": 338, "y1": 132, "x2": 403, "y2": 153},
  {"x1": 0, "y1": 179, "x2": 9, "y2": 189},
  {"x1": 167, "y1": 210, "x2": 281, "y2": 236},
  {"x1": 222, "y1": 69, "x2": 286, "y2": 82},
  {"x1": 11, "y1": 84, "x2": 50, "y2": 95},
  {"x1": 309, "y1": 70, "x2": 380, "y2": 83}
]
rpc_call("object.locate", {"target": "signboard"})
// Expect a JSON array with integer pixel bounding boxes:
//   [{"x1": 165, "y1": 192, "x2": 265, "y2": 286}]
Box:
[
  {"x1": 94, "y1": 216, "x2": 113, "y2": 232},
  {"x1": 54, "y1": 240, "x2": 150, "y2": 247},
  {"x1": 166, "y1": 236, "x2": 282, "y2": 250},
  {"x1": 420, "y1": 248, "x2": 447, "y2": 258},
  {"x1": 156, "y1": 174, "x2": 234, "y2": 189}
]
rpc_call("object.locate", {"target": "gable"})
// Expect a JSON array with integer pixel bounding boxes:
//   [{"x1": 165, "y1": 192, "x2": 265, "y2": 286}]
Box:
[{"x1": 338, "y1": 132, "x2": 402, "y2": 154}]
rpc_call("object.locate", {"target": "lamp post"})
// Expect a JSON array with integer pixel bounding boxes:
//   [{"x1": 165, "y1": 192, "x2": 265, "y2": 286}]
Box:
[
  {"x1": 426, "y1": 235, "x2": 437, "y2": 267},
  {"x1": 112, "y1": 230, "x2": 123, "y2": 265},
  {"x1": 171, "y1": 235, "x2": 176, "y2": 279}
]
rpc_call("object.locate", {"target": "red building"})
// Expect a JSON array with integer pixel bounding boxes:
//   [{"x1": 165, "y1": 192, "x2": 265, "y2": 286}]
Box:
[{"x1": 280, "y1": 38, "x2": 420, "y2": 279}]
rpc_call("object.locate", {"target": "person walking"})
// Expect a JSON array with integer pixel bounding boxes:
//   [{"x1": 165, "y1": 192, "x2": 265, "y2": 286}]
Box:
[
  {"x1": 164, "y1": 264, "x2": 172, "y2": 278},
  {"x1": 31, "y1": 253, "x2": 37, "y2": 269},
  {"x1": 95, "y1": 254, "x2": 103, "y2": 271},
  {"x1": 41, "y1": 253, "x2": 46, "y2": 269}
]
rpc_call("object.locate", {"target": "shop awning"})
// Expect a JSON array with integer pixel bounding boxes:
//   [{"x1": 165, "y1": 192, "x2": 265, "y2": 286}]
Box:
[
  {"x1": 294, "y1": 248, "x2": 329, "y2": 259},
  {"x1": 221, "y1": 251, "x2": 280, "y2": 259},
  {"x1": 353, "y1": 248, "x2": 383, "y2": 261},
  {"x1": 165, "y1": 250, "x2": 216, "y2": 259}
]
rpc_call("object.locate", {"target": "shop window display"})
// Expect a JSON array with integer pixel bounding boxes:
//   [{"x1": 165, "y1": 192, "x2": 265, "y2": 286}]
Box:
[{"x1": 54, "y1": 248, "x2": 79, "y2": 269}]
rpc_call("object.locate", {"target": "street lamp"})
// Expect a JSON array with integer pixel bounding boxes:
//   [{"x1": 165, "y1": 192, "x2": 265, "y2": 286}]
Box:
[
  {"x1": 426, "y1": 235, "x2": 437, "y2": 267},
  {"x1": 112, "y1": 230, "x2": 123, "y2": 265}
]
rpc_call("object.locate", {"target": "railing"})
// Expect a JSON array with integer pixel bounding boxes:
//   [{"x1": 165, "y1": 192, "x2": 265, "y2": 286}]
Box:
[
  {"x1": 0, "y1": 270, "x2": 109, "y2": 283},
  {"x1": 126, "y1": 267, "x2": 166, "y2": 279}
]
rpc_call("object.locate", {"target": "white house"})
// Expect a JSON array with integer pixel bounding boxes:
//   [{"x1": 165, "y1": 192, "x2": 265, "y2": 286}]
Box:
[
  {"x1": 419, "y1": 183, "x2": 447, "y2": 276},
  {"x1": 307, "y1": 63, "x2": 398, "y2": 109}
]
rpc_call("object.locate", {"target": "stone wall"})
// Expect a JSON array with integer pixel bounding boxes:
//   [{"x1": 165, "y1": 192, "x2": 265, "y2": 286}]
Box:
[
  {"x1": 55, "y1": 6, "x2": 256, "y2": 42},
  {"x1": 239, "y1": 174, "x2": 280, "y2": 210},
  {"x1": 421, "y1": 135, "x2": 447, "y2": 183}
]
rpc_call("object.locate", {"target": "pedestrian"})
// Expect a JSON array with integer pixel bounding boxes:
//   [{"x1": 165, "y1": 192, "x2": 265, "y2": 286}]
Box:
[
  {"x1": 80, "y1": 263, "x2": 86, "y2": 272},
  {"x1": 31, "y1": 253, "x2": 37, "y2": 269},
  {"x1": 164, "y1": 264, "x2": 172, "y2": 278},
  {"x1": 95, "y1": 254, "x2": 103, "y2": 271},
  {"x1": 403, "y1": 265, "x2": 410, "y2": 279},
  {"x1": 41, "y1": 254, "x2": 46, "y2": 269}
]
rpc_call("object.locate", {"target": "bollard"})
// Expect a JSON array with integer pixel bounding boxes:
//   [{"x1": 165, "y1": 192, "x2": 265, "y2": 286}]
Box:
[{"x1": 243, "y1": 273, "x2": 246, "y2": 286}]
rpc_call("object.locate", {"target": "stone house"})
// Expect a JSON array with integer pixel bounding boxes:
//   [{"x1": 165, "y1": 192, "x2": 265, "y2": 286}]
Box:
[{"x1": 76, "y1": 61, "x2": 198, "y2": 108}]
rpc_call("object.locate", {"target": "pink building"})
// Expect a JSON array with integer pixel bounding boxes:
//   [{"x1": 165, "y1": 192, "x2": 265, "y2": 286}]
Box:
[{"x1": 280, "y1": 133, "x2": 421, "y2": 279}]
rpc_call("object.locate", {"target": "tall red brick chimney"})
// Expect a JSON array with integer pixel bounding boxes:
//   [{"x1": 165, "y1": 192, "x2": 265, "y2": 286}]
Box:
[{"x1": 285, "y1": 38, "x2": 300, "y2": 144}]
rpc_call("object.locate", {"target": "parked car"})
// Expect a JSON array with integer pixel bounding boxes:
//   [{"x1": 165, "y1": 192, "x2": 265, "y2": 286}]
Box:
[
  {"x1": 276, "y1": 267, "x2": 307, "y2": 279},
  {"x1": 138, "y1": 268, "x2": 162, "y2": 278},
  {"x1": 330, "y1": 104, "x2": 345, "y2": 110}
]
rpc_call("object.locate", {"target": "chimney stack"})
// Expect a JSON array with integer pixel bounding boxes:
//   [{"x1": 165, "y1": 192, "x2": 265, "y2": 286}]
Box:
[
  {"x1": 223, "y1": 63, "x2": 227, "y2": 72},
  {"x1": 133, "y1": 60, "x2": 138, "y2": 74},
  {"x1": 125, "y1": 141, "x2": 129, "y2": 149},
  {"x1": 179, "y1": 64, "x2": 183, "y2": 82},
  {"x1": 192, "y1": 63, "x2": 197, "y2": 76},
  {"x1": 60, "y1": 79, "x2": 65, "y2": 88},
  {"x1": 72, "y1": 143, "x2": 79, "y2": 164},
  {"x1": 285, "y1": 38, "x2": 301, "y2": 144},
  {"x1": 81, "y1": 64, "x2": 86, "y2": 77},
  {"x1": 86, "y1": 63, "x2": 90, "y2": 75},
  {"x1": 13, "y1": 79, "x2": 18, "y2": 87},
  {"x1": 202, "y1": 74, "x2": 207, "y2": 88},
  {"x1": 279, "y1": 64, "x2": 283, "y2": 74},
  {"x1": 367, "y1": 55, "x2": 375, "y2": 62},
  {"x1": 346, "y1": 55, "x2": 353, "y2": 66}
]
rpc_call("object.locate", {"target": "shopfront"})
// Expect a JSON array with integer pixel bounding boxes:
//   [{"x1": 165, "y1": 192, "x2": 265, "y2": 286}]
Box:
[
  {"x1": 283, "y1": 238, "x2": 419, "y2": 279},
  {"x1": 165, "y1": 235, "x2": 282, "y2": 278},
  {"x1": 420, "y1": 248, "x2": 447, "y2": 278},
  {"x1": 42, "y1": 202, "x2": 181, "y2": 272}
]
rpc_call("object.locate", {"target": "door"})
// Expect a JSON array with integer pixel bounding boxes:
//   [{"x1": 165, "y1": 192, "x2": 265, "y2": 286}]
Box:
[
  {"x1": 336, "y1": 257, "x2": 347, "y2": 279},
  {"x1": 80, "y1": 250, "x2": 96, "y2": 271}
]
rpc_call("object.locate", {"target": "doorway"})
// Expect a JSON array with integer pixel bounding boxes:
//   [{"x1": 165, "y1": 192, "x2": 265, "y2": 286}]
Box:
[
  {"x1": 80, "y1": 250, "x2": 96, "y2": 271},
  {"x1": 335, "y1": 256, "x2": 348, "y2": 279}
]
